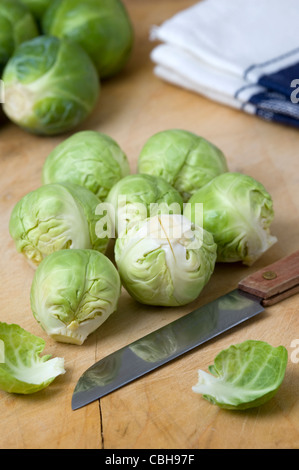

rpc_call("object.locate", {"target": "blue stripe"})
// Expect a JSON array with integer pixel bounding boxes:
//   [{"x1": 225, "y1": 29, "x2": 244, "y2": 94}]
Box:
[
  {"x1": 234, "y1": 83, "x2": 257, "y2": 99},
  {"x1": 258, "y1": 62, "x2": 299, "y2": 97},
  {"x1": 248, "y1": 90, "x2": 299, "y2": 128},
  {"x1": 256, "y1": 108, "x2": 299, "y2": 128},
  {"x1": 244, "y1": 47, "x2": 299, "y2": 80}
]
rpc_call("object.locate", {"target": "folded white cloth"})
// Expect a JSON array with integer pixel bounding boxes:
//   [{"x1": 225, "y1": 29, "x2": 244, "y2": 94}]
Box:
[{"x1": 150, "y1": 0, "x2": 299, "y2": 127}]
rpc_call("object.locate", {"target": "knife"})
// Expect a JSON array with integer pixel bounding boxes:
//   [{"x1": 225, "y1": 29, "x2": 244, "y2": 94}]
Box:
[{"x1": 72, "y1": 250, "x2": 299, "y2": 410}]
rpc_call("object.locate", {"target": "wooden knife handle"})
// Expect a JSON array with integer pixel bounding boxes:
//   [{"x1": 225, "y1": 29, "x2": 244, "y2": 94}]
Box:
[{"x1": 238, "y1": 250, "x2": 299, "y2": 306}]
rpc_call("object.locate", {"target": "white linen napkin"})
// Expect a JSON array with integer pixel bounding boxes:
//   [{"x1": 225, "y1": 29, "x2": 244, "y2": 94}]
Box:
[{"x1": 150, "y1": 0, "x2": 299, "y2": 127}]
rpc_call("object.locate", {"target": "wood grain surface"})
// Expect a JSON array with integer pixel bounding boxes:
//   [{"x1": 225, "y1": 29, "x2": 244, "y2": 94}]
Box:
[{"x1": 0, "y1": 0, "x2": 299, "y2": 449}]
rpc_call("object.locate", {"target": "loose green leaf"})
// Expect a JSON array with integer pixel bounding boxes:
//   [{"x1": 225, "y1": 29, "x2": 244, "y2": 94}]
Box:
[
  {"x1": 0, "y1": 322, "x2": 65, "y2": 394},
  {"x1": 192, "y1": 340, "x2": 288, "y2": 410}
]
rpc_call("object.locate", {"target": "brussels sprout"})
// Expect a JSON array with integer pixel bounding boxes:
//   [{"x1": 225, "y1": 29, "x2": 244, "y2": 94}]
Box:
[
  {"x1": 106, "y1": 174, "x2": 184, "y2": 235},
  {"x1": 19, "y1": 0, "x2": 51, "y2": 20},
  {"x1": 42, "y1": 131, "x2": 130, "y2": 200},
  {"x1": 2, "y1": 35, "x2": 99, "y2": 135},
  {"x1": 0, "y1": 322, "x2": 65, "y2": 394},
  {"x1": 115, "y1": 214, "x2": 217, "y2": 306},
  {"x1": 184, "y1": 172, "x2": 277, "y2": 265},
  {"x1": 30, "y1": 249, "x2": 121, "y2": 345},
  {"x1": 9, "y1": 182, "x2": 109, "y2": 267},
  {"x1": 192, "y1": 340, "x2": 288, "y2": 410},
  {"x1": 138, "y1": 129, "x2": 228, "y2": 202},
  {"x1": 0, "y1": 0, "x2": 38, "y2": 73},
  {"x1": 42, "y1": 0, "x2": 134, "y2": 79}
]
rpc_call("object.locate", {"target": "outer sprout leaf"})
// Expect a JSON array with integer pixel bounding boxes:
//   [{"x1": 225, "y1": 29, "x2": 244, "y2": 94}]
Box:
[
  {"x1": 0, "y1": 322, "x2": 65, "y2": 394},
  {"x1": 192, "y1": 340, "x2": 288, "y2": 410}
]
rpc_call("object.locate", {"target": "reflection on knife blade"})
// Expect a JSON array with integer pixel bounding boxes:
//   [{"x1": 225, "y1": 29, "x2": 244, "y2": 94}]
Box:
[{"x1": 72, "y1": 289, "x2": 263, "y2": 410}]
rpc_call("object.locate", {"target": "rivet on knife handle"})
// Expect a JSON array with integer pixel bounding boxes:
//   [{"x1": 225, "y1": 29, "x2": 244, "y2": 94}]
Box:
[{"x1": 238, "y1": 250, "x2": 299, "y2": 306}]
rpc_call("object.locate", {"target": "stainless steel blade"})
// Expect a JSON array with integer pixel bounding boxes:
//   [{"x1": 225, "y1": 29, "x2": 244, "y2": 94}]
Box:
[{"x1": 72, "y1": 289, "x2": 264, "y2": 410}]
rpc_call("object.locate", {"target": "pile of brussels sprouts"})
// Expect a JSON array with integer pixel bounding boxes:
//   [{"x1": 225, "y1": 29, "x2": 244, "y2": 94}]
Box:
[
  {"x1": 0, "y1": 0, "x2": 134, "y2": 135},
  {"x1": 0, "y1": 2, "x2": 282, "y2": 402},
  {"x1": 8, "y1": 128, "x2": 277, "y2": 349}
]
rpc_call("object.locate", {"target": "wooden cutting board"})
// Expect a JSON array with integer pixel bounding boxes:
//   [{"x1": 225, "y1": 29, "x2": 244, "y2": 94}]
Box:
[{"x1": 1, "y1": 0, "x2": 299, "y2": 449}]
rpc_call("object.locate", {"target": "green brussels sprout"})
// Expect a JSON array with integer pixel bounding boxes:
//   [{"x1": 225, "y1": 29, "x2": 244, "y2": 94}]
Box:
[
  {"x1": 0, "y1": 0, "x2": 39, "y2": 73},
  {"x1": 19, "y1": 0, "x2": 51, "y2": 20},
  {"x1": 42, "y1": 131, "x2": 130, "y2": 200},
  {"x1": 115, "y1": 214, "x2": 217, "y2": 306},
  {"x1": 2, "y1": 35, "x2": 99, "y2": 135},
  {"x1": 30, "y1": 249, "x2": 121, "y2": 345},
  {"x1": 106, "y1": 174, "x2": 184, "y2": 235},
  {"x1": 0, "y1": 322, "x2": 65, "y2": 394},
  {"x1": 9, "y1": 182, "x2": 109, "y2": 267},
  {"x1": 138, "y1": 129, "x2": 229, "y2": 202},
  {"x1": 192, "y1": 340, "x2": 288, "y2": 410},
  {"x1": 184, "y1": 172, "x2": 277, "y2": 265},
  {"x1": 42, "y1": 0, "x2": 134, "y2": 79}
]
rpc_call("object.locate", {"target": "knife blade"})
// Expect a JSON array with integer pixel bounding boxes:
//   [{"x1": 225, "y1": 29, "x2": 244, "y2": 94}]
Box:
[{"x1": 72, "y1": 250, "x2": 299, "y2": 410}]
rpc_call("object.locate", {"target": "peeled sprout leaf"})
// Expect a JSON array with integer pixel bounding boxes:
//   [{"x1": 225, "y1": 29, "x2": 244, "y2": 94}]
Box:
[
  {"x1": 0, "y1": 322, "x2": 65, "y2": 394},
  {"x1": 192, "y1": 340, "x2": 288, "y2": 410}
]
